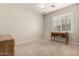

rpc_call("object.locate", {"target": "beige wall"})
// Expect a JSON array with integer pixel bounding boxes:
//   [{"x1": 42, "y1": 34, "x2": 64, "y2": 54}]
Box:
[
  {"x1": 0, "y1": 4, "x2": 43, "y2": 44},
  {"x1": 44, "y1": 4, "x2": 79, "y2": 43},
  {"x1": 0, "y1": 3, "x2": 79, "y2": 44}
]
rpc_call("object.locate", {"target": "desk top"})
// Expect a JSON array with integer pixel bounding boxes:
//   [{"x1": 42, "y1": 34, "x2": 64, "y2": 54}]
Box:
[
  {"x1": 0, "y1": 34, "x2": 14, "y2": 41},
  {"x1": 51, "y1": 32, "x2": 67, "y2": 34}
]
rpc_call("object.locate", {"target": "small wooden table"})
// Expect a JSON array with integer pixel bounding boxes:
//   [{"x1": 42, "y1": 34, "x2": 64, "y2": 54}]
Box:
[{"x1": 51, "y1": 32, "x2": 69, "y2": 45}]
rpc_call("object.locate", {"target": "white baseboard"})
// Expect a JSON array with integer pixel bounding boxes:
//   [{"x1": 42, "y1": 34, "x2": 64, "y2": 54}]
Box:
[
  {"x1": 44, "y1": 35, "x2": 79, "y2": 46},
  {"x1": 15, "y1": 35, "x2": 43, "y2": 46},
  {"x1": 15, "y1": 35, "x2": 79, "y2": 46},
  {"x1": 70, "y1": 41, "x2": 79, "y2": 46},
  {"x1": 15, "y1": 39, "x2": 37, "y2": 46}
]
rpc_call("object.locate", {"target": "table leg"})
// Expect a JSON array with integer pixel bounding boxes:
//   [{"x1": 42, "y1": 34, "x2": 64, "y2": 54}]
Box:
[
  {"x1": 51, "y1": 34, "x2": 52, "y2": 41},
  {"x1": 66, "y1": 32, "x2": 69, "y2": 45},
  {"x1": 54, "y1": 36, "x2": 55, "y2": 41},
  {"x1": 66, "y1": 38, "x2": 68, "y2": 45},
  {"x1": 66, "y1": 36, "x2": 69, "y2": 45}
]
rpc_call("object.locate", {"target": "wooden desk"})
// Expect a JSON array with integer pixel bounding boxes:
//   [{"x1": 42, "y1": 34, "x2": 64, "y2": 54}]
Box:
[{"x1": 51, "y1": 32, "x2": 69, "y2": 45}]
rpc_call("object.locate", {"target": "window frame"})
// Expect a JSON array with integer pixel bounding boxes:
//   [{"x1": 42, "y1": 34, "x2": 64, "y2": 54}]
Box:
[{"x1": 52, "y1": 12, "x2": 74, "y2": 33}]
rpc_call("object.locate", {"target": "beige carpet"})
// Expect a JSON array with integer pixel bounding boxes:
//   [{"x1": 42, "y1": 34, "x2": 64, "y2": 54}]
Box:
[{"x1": 15, "y1": 39, "x2": 79, "y2": 56}]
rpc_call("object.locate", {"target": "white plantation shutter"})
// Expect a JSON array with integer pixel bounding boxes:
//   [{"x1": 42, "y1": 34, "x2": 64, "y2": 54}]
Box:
[{"x1": 52, "y1": 12, "x2": 73, "y2": 33}]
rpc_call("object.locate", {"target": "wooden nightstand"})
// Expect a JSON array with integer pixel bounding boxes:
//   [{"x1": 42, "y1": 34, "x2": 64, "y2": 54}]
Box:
[{"x1": 0, "y1": 34, "x2": 15, "y2": 56}]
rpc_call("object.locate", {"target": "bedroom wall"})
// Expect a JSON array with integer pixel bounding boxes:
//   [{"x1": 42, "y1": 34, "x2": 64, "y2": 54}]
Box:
[
  {"x1": 0, "y1": 4, "x2": 43, "y2": 44},
  {"x1": 44, "y1": 4, "x2": 79, "y2": 43}
]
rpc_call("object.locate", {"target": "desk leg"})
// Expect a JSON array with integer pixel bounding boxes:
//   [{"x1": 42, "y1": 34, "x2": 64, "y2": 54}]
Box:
[
  {"x1": 51, "y1": 35, "x2": 52, "y2": 41},
  {"x1": 54, "y1": 36, "x2": 55, "y2": 41},
  {"x1": 66, "y1": 38, "x2": 68, "y2": 45},
  {"x1": 66, "y1": 36, "x2": 69, "y2": 45}
]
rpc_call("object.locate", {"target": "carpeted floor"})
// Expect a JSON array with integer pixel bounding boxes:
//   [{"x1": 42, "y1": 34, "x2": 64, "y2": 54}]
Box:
[{"x1": 15, "y1": 38, "x2": 79, "y2": 56}]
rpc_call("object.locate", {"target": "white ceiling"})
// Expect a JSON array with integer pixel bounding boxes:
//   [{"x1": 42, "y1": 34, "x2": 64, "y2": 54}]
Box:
[{"x1": 17, "y1": 3, "x2": 75, "y2": 15}]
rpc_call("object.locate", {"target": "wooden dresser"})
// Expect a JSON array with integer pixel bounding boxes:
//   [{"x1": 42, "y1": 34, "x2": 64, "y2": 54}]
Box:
[
  {"x1": 0, "y1": 34, "x2": 15, "y2": 56},
  {"x1": 51, "y1": 32, "x2": 69, "y2": 45}
]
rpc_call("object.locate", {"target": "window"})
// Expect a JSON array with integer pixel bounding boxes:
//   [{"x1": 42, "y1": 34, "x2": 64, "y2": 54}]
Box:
[{"x1": 52, "y1": 12, "x2": 73, "y2": 33}]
